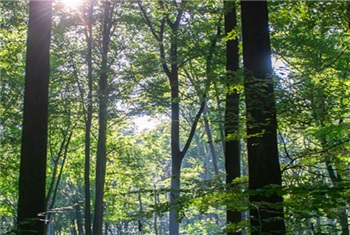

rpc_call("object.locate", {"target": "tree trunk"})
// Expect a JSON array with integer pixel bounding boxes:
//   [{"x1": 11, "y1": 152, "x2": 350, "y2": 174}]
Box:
[
  {"x1": 240, "y1": 1, "x2": 285, "y2": 234},
  {"x1": 71, "y1": 218, "x2": 77, "y2": 235},
  {"x1": 203, "y1": 106, "x2": 219, "y2": 176},
  {"x1": 45, "y1": 131, "x2": 72, "y2": 232},
  {"x1": 169, "y1": 155, "x2": 182, "y2": 235},
  {"x1": 138, "y1": 3, "x2": 205, "y2": 234},
  {"x1": 153, "y1": 185, "x2": 159, "y2": 235},
  {"x1": 93, "y1": 2, "x2": 112, "y2": 235},
  {"x1": 325, "y1": 158, "x2": 349, "y2": 234},
  {"x1": 75, "y1": 200, "x2": 84, "y2": 235},
  {"x1": 138, "y1": 190, "x2": 143, "y2": 233},
  {"x1": 224, "y1": 1, "x2": 241, "y2": 234},
  {"x1": 17, "y1": 0, "x2": 52, "y2": 234},
  {"x1": 169, "y1": 65, "x2": 182, "y2": 235},
  {"x1": 213, "y1": 79, "x2": 226, "y2": 152},
  {"x1": 45, "y1": 127, "x2": 70, "y2": 208},
  {"x1": 83, "y1": 1, "x2": 94, "y2": 234},
  {"x1": 201, "y1": 137, "x2": 211, "y2": 180},
  {"x1": 163, "y1": 7, "x2": 183, "y2": 235}
]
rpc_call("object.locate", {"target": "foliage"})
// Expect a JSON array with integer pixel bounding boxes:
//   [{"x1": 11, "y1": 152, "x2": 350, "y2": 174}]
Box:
[{"x1": 1, "y1": 1, "x2": 350, "y2": 234}]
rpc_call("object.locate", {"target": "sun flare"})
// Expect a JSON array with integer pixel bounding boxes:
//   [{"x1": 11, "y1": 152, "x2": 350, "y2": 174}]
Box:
[{"x1": 61, "y1": 0, "x2": 83, "y2": 10}]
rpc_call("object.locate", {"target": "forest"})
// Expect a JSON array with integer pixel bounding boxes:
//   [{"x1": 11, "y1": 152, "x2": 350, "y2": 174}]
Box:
[{"x1": 0, "y1": 0, "x2": 349, "y2": 234}]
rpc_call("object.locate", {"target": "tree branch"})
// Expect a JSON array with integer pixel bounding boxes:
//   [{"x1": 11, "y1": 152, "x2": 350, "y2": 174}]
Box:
[
  {"x1": 138, "y1": 1, "x2": 160, "y2": 41},
  {"x1": 180, "y1": 96, "x2": 206, "y2": 159}
]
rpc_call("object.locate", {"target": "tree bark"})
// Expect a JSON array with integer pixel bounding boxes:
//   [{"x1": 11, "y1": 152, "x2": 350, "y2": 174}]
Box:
[
  {"x1": 17, "y1": 0, "x2": 52, "y2": 234},
  {"x1": 240, "y1": 1, "x2": 285, "y2": 234},
  {"x1": 224, "y1": 1, "x2": 241, "y2": 234}
]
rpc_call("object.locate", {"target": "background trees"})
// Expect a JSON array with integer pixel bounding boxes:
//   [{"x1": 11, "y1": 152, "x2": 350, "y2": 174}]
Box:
[{"x1": 1, "y1": 1, "x2": 349, "y2": 234}]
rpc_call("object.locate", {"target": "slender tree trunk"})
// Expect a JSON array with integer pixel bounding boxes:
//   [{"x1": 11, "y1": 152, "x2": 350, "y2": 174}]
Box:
[
  {"x1": 45, "y1": 128, "x2": 70, "y2": 208},
  {"x1": 45, "y1": 131, "x2": 72, "y2": 232},
  {"x1": 203, "y1": 106, "x2": 219, "y2": 176},
  {"x1": 338, "y1": 209, "x2": 349, "y2": 235},
  {"x1": 45, "y1": 129, "x2": 70, "y2": 231},
  {"x1": 71, "y1": 218, "x2": 77, "y2": 235},
  {"x1": 332, "y1": 6, "x2": 349, "y2": 234},
  {"x1": 224, "y1": 1, "x2": 241, "y2": 234},
  {"x1": 213, "y1": 80, "x2": 226, "y2": 152},
  {"x1": 74, "y1": 200, "x2": 84, "y2": 235},
  {"x1": 169, "y1": 65, "x2": 182, "y2": 235},
  {"x1": 138, "y1": 3, "x2": 205, "y2": 234},
  {"x1": 203, "y1": 142, "x2": 211, "y2": 180},
  {"x1": 240, "y1": 1, "x2": 285, "y2": 234},
  {"x1": 84, "y1": 1, "x2": 94, "y2": 234},
  {"x1": 153, "y1": 185, "x2": 159, "y2": 235},
  {"x1": 17, "y1": 1, "x2": 52, "y2": 234},
  {"x1": 93, "y1": 2, "x2": 112, "y2": 234},
  {"x1": 138, "y1": 190, "x2": 143, "y2": 233},
  {"x1": 324, "y1": 149, "x2": 348, "y2": 234},
  {"x1": 166, "y1": 8, "x2": 183, "y2": 235}
]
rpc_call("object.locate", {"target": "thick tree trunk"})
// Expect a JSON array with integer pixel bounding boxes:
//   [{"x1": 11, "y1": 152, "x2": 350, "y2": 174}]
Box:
[
  {"x1": 224, "y1": 1, "x2": 241, "y2": 234},
  {"x1": 240, "y1": 1, "x2": 285, "y2": 234},
  {"x1": 93, "y1": 2, "x2": 112, "y2": 234},
  {"x1": 17, "y1": 1, "x2": 52, "y2": 234}
]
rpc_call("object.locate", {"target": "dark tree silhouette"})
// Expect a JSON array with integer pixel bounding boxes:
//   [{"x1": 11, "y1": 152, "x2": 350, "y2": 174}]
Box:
[
  {"x1": 17, "y1": 0, "x2": 52, "y2": 234},
  {"x1": 224, "y1": 1, "x2": 241, "y2": 234},
  {"x1": 240, "y1": 1, "x2": 286, "y2": 234}
]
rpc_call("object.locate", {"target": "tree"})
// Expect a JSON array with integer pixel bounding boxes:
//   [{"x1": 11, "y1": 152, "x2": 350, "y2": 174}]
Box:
[
  {"x1": 138, "y1": 2, "x2": 210, "y2": 234},
  {"x1": 93, "y1": 2, "x2": 114, "y2": 234},
  {"x1": 223, "y1": 1, "x2": 241, "y2": 234},
  {"x1": 16, "y1": 0, "x2": 52, "y2": 234},
  {"x1": 83, "y1": 1, "x2": 94, "y2": 234},
  {"x1": 240, "y1": 1, "x2": 285, "y2": 234}
]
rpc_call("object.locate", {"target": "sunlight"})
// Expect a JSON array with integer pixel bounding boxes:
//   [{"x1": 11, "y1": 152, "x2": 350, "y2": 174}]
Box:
[{"x1": 61, "y1": 0, "x2": 83, "y2": 10}]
